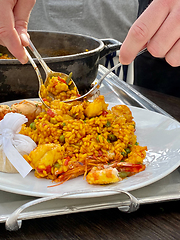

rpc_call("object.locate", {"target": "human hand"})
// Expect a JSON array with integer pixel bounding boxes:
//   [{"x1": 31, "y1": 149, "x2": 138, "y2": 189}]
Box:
[
  {"x1": 119, "y1": 0, "x2": 180, "y2": 67},
  {"x1": 0, "y1": 0, "x2": 36, "y2": 64}
]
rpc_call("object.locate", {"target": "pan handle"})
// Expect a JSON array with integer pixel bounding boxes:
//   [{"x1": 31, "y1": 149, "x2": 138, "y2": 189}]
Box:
[{"x1": 99, "y1": 38, "x2": 122, "y2": 59}]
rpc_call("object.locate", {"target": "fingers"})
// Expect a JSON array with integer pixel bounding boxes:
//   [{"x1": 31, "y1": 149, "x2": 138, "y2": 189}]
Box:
[
  {"x1": 147, "y1": 2, "x2": 180, "y2": 60},
  {"x1": 1, "y1": 27, "x2": 28, "y2": 64},
  {"x1": 119, "y1": 0, "x2": 171, "y2": 65},
  {"x1": 0, "y1": 0, "x2": 35, "y2": 64},
  {"x1": 165, "y1": 39, "x2": 180, "y2": 67},
  {"x1": 0, "y1": 0, "x2": 26, "y2": 63},
  {"x1": 14, "y1": 0, "x2": 36, "y2": 46}
]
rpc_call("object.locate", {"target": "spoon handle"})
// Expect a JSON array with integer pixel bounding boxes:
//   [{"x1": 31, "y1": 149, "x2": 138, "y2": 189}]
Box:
[
  {"x1": 24, "y1": 47, "x2": 43, "y2": 87},
  {"x1": 28, "y1": 39, "x2": 51, "y2": 76},
  {"x1": 24, "y1": 47, "x2": 50, "y2": 109},
  {"x1": 98, "y1": 48, "x2": 147, "y2": 87}
]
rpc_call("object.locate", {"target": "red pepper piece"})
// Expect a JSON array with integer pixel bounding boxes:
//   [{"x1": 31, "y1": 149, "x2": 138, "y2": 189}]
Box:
[
  {"x1": 58, "y1": 76, "x2": 67, "y2": 84},
  {"x1": 102, "y1": 110, "x2": 108, "y2": 116},
  {"x1": 47, "y1": 109, "x2": 55, "y2": 118},
  {"x1": 42, "y1": 98, "x2": 48, "y2": 102},
  {"x1": 64, "y1": 156, "x2": 70, "y2": 166},
  {"x1": 46, "y1": 165, "x2": 52, "y2": 174},
  {"x1": 36, "y1": 165, "x2": 51, "y2": 174}
]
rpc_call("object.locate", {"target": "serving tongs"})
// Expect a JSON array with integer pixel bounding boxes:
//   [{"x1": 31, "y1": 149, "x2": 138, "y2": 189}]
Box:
[{"x1": 24, "y1": 39, "x2": 79, "y2": 108}]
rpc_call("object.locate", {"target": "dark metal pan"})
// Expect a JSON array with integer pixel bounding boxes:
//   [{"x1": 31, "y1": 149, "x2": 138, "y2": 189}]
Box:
[{"x1": 0, "y1": 30, "x2": 121, "y2": 102}]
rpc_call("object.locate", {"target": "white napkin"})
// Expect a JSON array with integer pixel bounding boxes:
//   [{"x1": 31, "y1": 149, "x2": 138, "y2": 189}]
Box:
[{"x1": 0, "y1": 112, "x2": 37, "y2": 178}]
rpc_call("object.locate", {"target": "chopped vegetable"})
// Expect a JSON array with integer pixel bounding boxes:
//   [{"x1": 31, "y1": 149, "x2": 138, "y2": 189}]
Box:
[
  {"x1": 59, "y1": 135, "x2": 65, "y2": 143},
  {"x1": 105, "y1": 120, "x2": 111, "y2": 127},
  {"x1": 107, "y1": 134, "x2": 117, "y2": 142},
  {"x1": 47, "y1": 109, "x2": 55, "y2": 118},
  {"x1": 30, "y1": 122, "x2": 36, "y2": 130}
]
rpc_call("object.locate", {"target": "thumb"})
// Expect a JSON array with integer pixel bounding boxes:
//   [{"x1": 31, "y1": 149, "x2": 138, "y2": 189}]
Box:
[{"x1": 19, "y1": 32, "x2": 30, "y2": 46}]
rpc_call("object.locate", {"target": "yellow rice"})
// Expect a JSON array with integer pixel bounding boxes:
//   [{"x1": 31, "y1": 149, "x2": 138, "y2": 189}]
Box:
[{"x1": 21, "y1": 95, "x2": 147, "y2": 183}]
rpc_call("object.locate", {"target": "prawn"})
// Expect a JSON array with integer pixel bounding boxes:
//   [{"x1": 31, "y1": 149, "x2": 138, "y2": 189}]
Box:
[{"x1": 86, "y1": 162, "x2": 146, "y2": 185}]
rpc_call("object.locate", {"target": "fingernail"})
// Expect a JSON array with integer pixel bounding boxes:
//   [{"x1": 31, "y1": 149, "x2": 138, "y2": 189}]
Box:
[
  {"x1": 20, "y1": 55, "x2": 28, "y2": 64},
  {"x1": 20, "y1": 33, "x2": 29, "y2": 45}
]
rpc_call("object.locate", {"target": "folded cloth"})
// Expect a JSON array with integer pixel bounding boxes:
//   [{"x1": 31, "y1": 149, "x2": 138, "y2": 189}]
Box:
[{"x1": 0, "y1": 113, "x2": 37, "y2": 177}]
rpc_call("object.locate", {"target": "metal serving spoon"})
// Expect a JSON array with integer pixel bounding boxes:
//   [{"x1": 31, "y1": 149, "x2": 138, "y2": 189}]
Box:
[
  {"x1": 27, "y1": 39, "x2": 79, "y2": 105},
  {"x1": 24, "y1": 48, "x2": 50, "y2": 108},
  {"x1": 24, "y1": 47, "x2": 48, "y2": 107}
]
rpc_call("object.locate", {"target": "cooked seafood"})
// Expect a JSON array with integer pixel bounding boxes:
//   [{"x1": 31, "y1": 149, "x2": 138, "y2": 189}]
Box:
[
  {"x1": 0, "y1": 100, "x2": 42, "y2": 122},
  {"x1": 11, "y1": 100, "x2": 42, "y2": 120},
  {"x1": 0, "y1": 105, "x2": 11, "y2": 121},
  {"x1": 20, "y1": 95, "x2": 147, "y2": 185},
  {"x1": 86, "y1": 165, "x2": 121, "y2": 185},
  {"x1": 0, "y1": 95, "x2": 147, "y2": 184}
]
